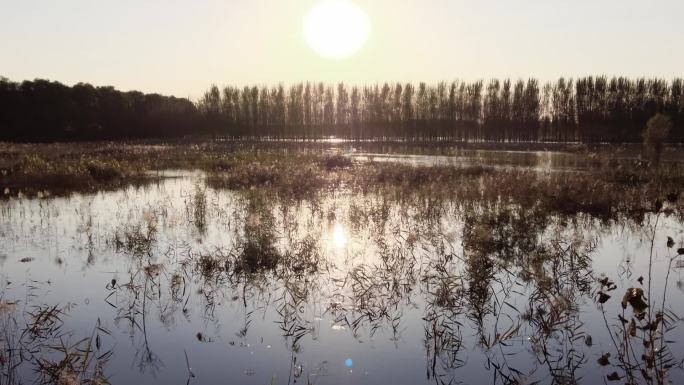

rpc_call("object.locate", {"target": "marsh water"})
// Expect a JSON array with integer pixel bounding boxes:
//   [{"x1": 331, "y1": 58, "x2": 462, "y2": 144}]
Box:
[{"x1": 1, "y1": 152, "x2": 683, "y2": 385}]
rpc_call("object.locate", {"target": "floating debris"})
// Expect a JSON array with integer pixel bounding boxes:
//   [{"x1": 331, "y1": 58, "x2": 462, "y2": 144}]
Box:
[
  {"x1": 597, "y1": 353, "x2": 610, "y2": 366},
  {"x1": 606, "y1": 371, "x2": 620, "y2": 381},
  {"x1": 621, "y1": 288, "x2": 648, "y2": 313}
]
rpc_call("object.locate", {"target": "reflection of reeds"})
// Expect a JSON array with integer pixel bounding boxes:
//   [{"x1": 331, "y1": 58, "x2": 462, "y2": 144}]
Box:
[
  {"x1": 191, "y1": 184, "x2": 207, "y2": 235},
  {"x1": 113, "y1": 214, "x2": 158, "y2": 258},
  {"x1": 422, "y1": 251, "x2": 465, "y2": 382},
  {"x1": 0, "y1": 302, "x2": 112, "y2": 385},
  {"x1": 6, "y1": 146, "x2": 682, "y2": 383},
  {"x1": 98, "y1": 187, "x2": 681, "y2": 383},
  {"x1": 596, "y1": 204, "x2": 683, "y2": 385}
]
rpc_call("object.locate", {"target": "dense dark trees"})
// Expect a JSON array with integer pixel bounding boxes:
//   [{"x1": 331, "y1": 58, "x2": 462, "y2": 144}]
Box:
[
  {"x1": 1, "y1": 76, "x2": 683, "y2": 142},
  {"x1": 198, "y1": 77, "x2": 684, "y2": 143},
  {"x1": 0, "y1": 77, "x2": 200, "y2": 141}
]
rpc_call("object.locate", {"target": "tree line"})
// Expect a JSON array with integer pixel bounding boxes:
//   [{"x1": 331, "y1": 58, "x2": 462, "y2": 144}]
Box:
[
  {"x1": 199, "y1": 77, "x2": 684, "y2": 142},
  {"x1": 0, "y1": 77, "x2": 200, "y2": 141},
  {"x1": 1, "y1": 76, "x2": 682, "y2": 142}
]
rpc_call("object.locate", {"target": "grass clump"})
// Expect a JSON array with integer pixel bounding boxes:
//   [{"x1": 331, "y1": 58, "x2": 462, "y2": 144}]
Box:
[
  {"x1": 85, "y1": 159, "x2": 125, "y2": 181},
  {"x1": 1, "y1": 150, "x2": 143, "y2": 197},
  {"x1": 206, "y1": 158, "x2": 328, "y2": 200},
  {"x1": 198, "y1": 156, "x2": 236, "y2": 172},
  {"x1": 13, "y1": 153, "x2": 51, "y2": 175},
  {"x1": 236, "y1": 230, "x2": 281, "y2": 274},
  {"x1": 2, "y1": 141, "x2": 683, "y2": 222},
  {"x1": 321, "y1": 154, "x2": 353, "y2": 170}
]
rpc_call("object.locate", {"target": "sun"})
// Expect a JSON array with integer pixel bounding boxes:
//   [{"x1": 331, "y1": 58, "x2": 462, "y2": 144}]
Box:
[{"x1": 304, "y1": 0, "x2": 370, "y2": 59}]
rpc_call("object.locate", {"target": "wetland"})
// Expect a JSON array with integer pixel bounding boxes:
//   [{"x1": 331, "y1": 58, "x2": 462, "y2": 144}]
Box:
[{"x1": 1, "y1": 142, "x2": 683, "y2": 385}]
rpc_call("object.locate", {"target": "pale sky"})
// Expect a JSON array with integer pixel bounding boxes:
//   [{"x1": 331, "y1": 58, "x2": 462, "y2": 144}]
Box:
[{"x1": 1, "y1": 0, "x2": 683, "y2": 99}]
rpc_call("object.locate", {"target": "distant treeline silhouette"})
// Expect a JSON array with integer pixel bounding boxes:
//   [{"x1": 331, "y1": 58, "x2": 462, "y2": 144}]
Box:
[
  {"x1": 199, "y1": 77, "x2": 684, "y2": 142},
  {"x1": 1, "y1": 76, "x2": 682, "y2": 142},
  {"x1": 0, "y1": 77, "x2": 200, "y2": 141}
]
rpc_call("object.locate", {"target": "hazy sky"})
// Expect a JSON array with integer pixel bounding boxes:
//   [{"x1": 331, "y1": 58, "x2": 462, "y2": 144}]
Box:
[{"x1": 2, "y1": 0, "x2": 683, "y2": 99}]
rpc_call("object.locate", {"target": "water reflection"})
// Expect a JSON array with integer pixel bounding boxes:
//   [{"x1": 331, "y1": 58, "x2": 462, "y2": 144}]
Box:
[
  {"x1": 331, "y1": 222, "x2": 348, "y2": 250},
  {"x1": 0, "y1": 173, "x2": 682, "y2": 385},
  {"x1": 349, "y1": 150, "x2": 589, "y2": 173}
]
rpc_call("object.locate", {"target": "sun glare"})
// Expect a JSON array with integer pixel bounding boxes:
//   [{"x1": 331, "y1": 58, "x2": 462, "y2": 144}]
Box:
[
  {"x1": 304, "y1": 0, "x2": 370, "y2": 59},
  {"x1": 332, "y1": 223, "x2": 348, "y2": 249}
]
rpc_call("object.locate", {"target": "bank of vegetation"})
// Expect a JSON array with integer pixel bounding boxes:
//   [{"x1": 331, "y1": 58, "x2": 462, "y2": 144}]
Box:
[{"x1": 0, "y1": 143, "x2": 681, "y2": 225}]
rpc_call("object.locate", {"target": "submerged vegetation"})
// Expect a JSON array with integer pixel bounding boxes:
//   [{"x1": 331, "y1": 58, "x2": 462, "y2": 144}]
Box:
[
  {"x1": 0, "y1": 299, "x2": 112, "y2": 385},
  {"x1": 2, "y1": 142, "x2": 683, "y2": 216},
  {"x1": 1, "y1": 141, "x2": 684, "y2": 384}
]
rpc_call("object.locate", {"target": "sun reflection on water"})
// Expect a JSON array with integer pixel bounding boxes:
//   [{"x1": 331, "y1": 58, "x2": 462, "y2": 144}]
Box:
[{"x1": 331, "y1": 222, "x2": 348, "y2": 250}]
